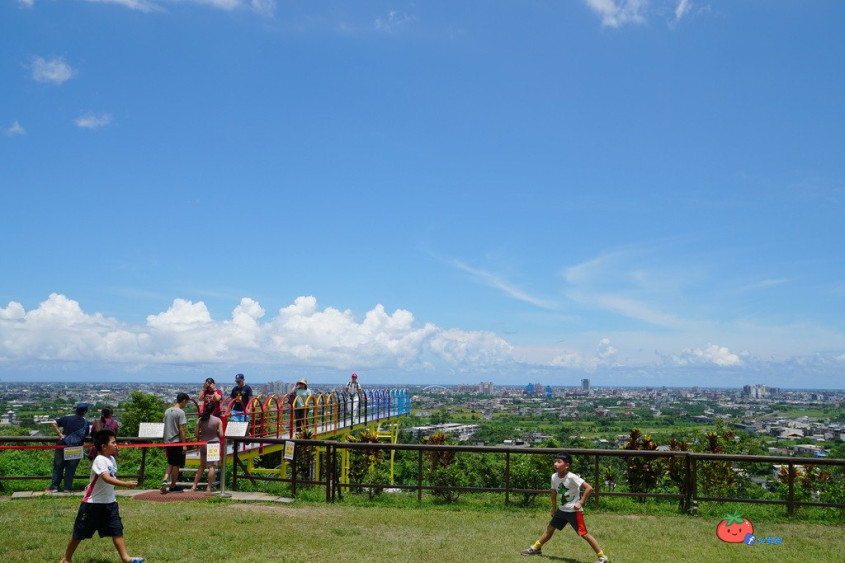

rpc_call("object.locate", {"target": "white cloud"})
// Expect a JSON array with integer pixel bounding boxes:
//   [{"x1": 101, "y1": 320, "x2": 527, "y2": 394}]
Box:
[
  {"x1": 561, "y1": 248, "x2": 691, "y2": 328},
  {"x1": 83, "y1": 0, "x2": 160, "y2": 12},
  {"x1": 667, "y1": 343, "x2": 744, "y2": 367},
  {"x1": 30, "y1": 56, "x2": 75, "y2": 84},
  {"x1": 17, "y1": 0, "x2": 35, "y2": 8},
  {"x1": 1, "y1": 294, "x2": 843, "y2": 387},
  {"x1": 674, "y1": 0, "x2": 692, "y2": 24},
  {"x1": 82, "y1": 0, "x2": 275, "y2": 15},
  {"x1": 0, "y1": 294, "x2": 514, "y2": 372},
  {"x1": 374, "y1": 10, "x2": 416, "y2": 33},
  {"x1": 549, "y1": 338, "x2": 619, "y2": 371},
  {"x1": 584, "y1": 0, "x2": 648, "y2": 28},
  {"x1": 5, "y1": 121, "x2": 26, "y2": 136},
  {"x1": 75, "y1": 113, "x2": 113, "y2": 129},
  {"x1": 449, "y1": 259, "x2": 556, "y2": 310},
  {"x1": 584, "y1": 0, "x2": 699, "y2": 28}
]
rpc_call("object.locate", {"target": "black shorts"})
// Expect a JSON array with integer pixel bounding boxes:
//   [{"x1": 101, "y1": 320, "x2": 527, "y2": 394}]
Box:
[
  {"x1": 72, "y1": 502, "x2": 124, "y2": 539},
  {"x1": 166, "y1": 445, "x2": 186, "y2": 467},
  {"x1": 549, "y1": 509, "x2": 588, "y2": 536}
]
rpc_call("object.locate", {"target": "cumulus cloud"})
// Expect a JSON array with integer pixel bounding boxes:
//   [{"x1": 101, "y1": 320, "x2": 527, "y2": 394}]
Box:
[
  {"x1": 5, "y1": 121, "x2": 26, "y2": 136},
  {"x1": 665, "y1": 343, "x2": 744, "y2": 367},
  {"x1": 75, "y1": 113, "x2": 113, "y2": 129},
  {"x1": 549, "y1": 338, "x2": 619, "y2": 371},
  {"x1": 0, "y1": 294, "x2": 514, "y2": 372},
  {"x1": 30, "y1": 56, "x2": 75, "y2": 84}
]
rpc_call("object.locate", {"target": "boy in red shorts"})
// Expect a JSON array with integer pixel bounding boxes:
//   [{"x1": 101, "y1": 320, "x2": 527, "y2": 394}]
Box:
[
  {"x1": 61, "y1": 429, "x2": 144, "y2": 563},
  {"x1": 521, "y1": 452, "x2": 608, "y2": 562}
]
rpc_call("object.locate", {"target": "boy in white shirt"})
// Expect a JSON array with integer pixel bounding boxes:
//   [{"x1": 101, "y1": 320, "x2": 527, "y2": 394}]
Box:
[
  {"x1": 521, "y1": 452, "x2": 608, "y2": 562},
  {"x1": 61, "y1": 429, "x2": 144, "y2": 563}
]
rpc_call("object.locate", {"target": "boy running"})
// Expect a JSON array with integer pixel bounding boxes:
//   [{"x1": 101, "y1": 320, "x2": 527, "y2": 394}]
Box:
[
  {"x1": 521, "y1": 452, "x2": 608, "y2": 562},
  {"x1": 61, "y1": 429, "x2": 144, "y2": 563}
]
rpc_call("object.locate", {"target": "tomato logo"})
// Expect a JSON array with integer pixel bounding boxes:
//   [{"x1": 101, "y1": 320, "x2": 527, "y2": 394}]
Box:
[{"x1": 716, "y1": 512, "x2": 754, "y2": 543}]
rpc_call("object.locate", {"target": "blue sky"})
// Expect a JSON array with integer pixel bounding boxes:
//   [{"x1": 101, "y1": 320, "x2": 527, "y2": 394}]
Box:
[{"x1": 1, "y1": 1, "x2": 843, "y2": 389}]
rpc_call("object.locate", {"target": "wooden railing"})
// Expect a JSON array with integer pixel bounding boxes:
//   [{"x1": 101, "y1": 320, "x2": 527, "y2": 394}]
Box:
[
  {"x1": 3, "y1": 436, "x2": 843, "y2": 517},
  {"x1": 227, "y1": 440, "x2": 845, "y2": 516}
]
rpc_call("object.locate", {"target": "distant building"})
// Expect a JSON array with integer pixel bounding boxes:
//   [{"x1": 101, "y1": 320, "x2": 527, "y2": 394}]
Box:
[
  {"x1": 742, "y1": 384, "x2": 780, "y2": 399},
  {"x1": 581, "y1": 378, "x2": 591, "y2": 393},
  {"x1": 402, "y1": 423, "x2": 480, "y2": 441},
  {"x1": 525, "y1": 382, "x2": 544, "y2": 396}
]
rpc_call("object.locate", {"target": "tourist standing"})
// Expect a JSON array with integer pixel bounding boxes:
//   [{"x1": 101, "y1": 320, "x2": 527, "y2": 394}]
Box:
[
  {"x1": 160, "y1": 393, "x2": 189, "y2": 494},
  {"x1": 230, "y1": 373, "x2": 253, "y2": 422},
  {"x1": 191, "y1": 403, "x2": 224, "y2": 492},
  {"x1": 346, "y1": 373, "x2": 362, "y2": 421},
  {"x1": 288, "y1": 379, "x2": 312, "y2": 433},
  {"x1": 47, "y1": 403, "x2": 90, "y2": 493}
]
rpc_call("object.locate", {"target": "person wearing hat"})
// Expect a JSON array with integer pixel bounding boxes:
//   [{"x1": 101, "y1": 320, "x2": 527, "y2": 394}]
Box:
[
  {"x1": 47, "y1": 403, "x2": 91, "y2": 493},
  {"x1": 345, "y1": 373, "x2": 362, "y2": 422},
  {"x1": 288, "y1": 379, "x2": 312, "y2": 434},
  {"x1": 230, "y1": 373, "x2": 253, "y2": 422}
]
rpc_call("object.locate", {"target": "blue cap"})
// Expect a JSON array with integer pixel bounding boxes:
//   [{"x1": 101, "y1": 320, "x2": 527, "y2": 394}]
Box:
[
  {"x1": 76, "y1": 402, "x2": 88, "y2": 411},
  {"x1": 235, "y1": 373, "x2": 244, "y2": 381}
]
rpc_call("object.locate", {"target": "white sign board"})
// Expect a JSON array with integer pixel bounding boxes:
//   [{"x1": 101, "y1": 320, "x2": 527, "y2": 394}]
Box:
[
  {"x1": 138, "y1": 422, "x2": 164, "y2": 438},
  {"x1": 64, "y1": 445, "x2": 84, "y2": 461},
  {"x1": 284, "y1": 441, "x2": 295, "y2": 461},
  {"x1": 206, "y1": 443, "x2": 220, "y2": 463},
  {"x1": 225, "y1": 421, "x2": 249, "y2": 437}
]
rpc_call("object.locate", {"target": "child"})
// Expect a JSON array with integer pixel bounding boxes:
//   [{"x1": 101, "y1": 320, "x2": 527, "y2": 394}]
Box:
[
  {"x1": 521, "y1": 452, "x2": 608, "y2": 562},
  {"x1": 61, "y1": 429, "x2": 144, "y2": 563}
]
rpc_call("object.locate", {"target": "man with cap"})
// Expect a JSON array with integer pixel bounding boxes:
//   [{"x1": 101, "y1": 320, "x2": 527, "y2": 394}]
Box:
[
  {"x1": 47, "y1": 403, "x2": 91, "y2": 493},
  {"x1": 230, "y1": 373, "x2": 253, "y2": 422},
  {"x1": 288, "y1": 379, "x2": 312, "y2": 434}
]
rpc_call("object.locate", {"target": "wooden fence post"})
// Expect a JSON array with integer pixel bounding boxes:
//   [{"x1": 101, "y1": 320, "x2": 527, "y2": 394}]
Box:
[
  {"x1": 505, "y1": 451, "x2": 510, "y2": 505},
  {"x1": 417, "y1": 449, "x2": 423, "y2": 503}
]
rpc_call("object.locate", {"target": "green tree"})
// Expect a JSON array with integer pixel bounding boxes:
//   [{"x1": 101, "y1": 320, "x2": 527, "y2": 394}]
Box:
[
  {"x1": 425, "y1": 431, "x2": 467, "y2": 502},
  {"x1": 119, "y1": 391, "x2": 166, "y2": 439}
]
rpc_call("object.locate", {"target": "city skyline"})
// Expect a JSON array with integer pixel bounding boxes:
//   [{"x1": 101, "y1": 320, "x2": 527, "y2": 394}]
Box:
[{"x1": 2, "y1": 2, "x2": 843, "y2": 389}]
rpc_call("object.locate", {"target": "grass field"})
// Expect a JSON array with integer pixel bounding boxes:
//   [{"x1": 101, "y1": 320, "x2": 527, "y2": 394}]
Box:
[{"x1": 2, "y1": 495, "x2": 843, "y2": 562}]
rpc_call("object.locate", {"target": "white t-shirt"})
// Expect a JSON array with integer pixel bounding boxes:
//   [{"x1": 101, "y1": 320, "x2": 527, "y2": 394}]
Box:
[
  {"x1": 82, "y1": 455, "x2": 117, "y2": 504},
  {"x1": 552, "y1": 471, "x2": 584, "y2": 512}
]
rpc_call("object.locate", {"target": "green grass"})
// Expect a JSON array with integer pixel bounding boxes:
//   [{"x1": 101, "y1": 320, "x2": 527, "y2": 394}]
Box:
[{"x1": 2, "y1": 495, "x2": 843, "y2": 562}]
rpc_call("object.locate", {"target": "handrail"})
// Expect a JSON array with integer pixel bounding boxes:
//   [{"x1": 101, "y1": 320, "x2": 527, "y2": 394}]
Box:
[{"x1": 224, "y1": 438, "x2": 845, "y2": 516}]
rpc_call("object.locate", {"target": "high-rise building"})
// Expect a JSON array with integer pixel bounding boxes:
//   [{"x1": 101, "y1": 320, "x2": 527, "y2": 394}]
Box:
[{"x1": 581, "y1": 378, "x2": 591, "y2": 393}]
